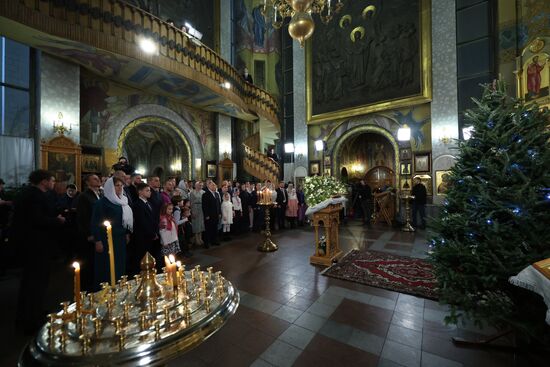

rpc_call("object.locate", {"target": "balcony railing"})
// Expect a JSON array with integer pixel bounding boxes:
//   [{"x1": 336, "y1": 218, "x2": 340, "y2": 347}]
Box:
[{"x1": 1, "y1": 0, "x2": 279, "y2": 125}]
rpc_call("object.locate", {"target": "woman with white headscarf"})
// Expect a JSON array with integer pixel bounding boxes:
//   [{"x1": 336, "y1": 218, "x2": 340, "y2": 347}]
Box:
[{"x1": 91, "y1": 177, "x2": 133, "y2": 289}]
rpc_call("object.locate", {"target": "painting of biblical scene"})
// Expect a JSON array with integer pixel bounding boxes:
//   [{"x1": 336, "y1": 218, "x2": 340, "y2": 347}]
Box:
[
  {"x1": 48, "y1": 152, "x2": 76, "y2": 192},
  {"x1": 309, "y1": 0, "x2": 429, "y2": 121}
]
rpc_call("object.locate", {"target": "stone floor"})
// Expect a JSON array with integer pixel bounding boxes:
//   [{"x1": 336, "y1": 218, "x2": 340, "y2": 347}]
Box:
[{"x1": 0, "y1": 221, "x2": 548, "y2": 366}]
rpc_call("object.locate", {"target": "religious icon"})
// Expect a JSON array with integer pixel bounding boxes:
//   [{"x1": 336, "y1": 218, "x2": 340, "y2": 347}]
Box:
[
  {"x1": 310, "y1": 161, "x2": 320, "y2": 175},
  {"x1": 82, "y1": 155, "x2": 100, "y2": 173},
  {"x1": 526, "y1": 55, "x2": 548, "y2": 99},
  {"x1": 516, "y1": 38, "x2": 550, "y2": 107},
  {"x1": 400, "y1": 162, "x2": 411, "y2": 175},
  {"x1": 400, "y1": 148, "x2": 412, "y2": 160},
  {"x1": 436, "y1": 170, "x2": 452, "y2": 195},
  {"x1": 207, "y1": 163, "x2": 217, "y2": 178},
  {"x1": 324, "y1": 156, "x2": 331, "y2": 167},
  {"x1": 414, "y1": 153, "x2": 430, "y2": 173},
  {"x1": 324, "y1": 167, "x2": 331, "y2": 176}
]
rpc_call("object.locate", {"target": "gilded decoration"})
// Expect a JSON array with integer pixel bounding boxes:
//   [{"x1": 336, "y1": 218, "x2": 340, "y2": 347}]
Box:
[
  {"x1": 306, "y1": 0, "x2": 431, "y2": 123},
  {"x1": 515, "y1": 37, "x2": 550, "y2": 109},
  {"x1": 40, "y1": 135, "x2": 82, "y2": 193}
]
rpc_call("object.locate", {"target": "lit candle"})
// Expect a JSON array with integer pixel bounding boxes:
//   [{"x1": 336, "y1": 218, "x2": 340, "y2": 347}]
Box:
[
  {"x1": 103, "y1": 221, "x2": 116, "y2": 287},
  {"x1": 168, "y1": 254, "x2": 177, "y2": 287},
  {"x1": 72, "y1": 261, "x2": 81, "y2": 308}
]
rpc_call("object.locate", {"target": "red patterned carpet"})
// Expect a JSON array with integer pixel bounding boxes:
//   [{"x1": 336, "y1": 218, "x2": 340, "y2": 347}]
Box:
[{"x1": 322, "y1": 250, "x2": 438, "y2": 300}]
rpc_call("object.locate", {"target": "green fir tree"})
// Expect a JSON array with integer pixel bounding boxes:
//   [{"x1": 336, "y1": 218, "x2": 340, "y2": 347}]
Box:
[{"x1": 429, "y1": 81, "x2": 550, "y2": 341}]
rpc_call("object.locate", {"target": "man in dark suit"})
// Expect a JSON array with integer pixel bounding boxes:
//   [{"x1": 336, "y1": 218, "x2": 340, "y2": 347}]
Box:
[
  {"x1": 147, "y1": 176, "x2": 162, "y2": 270},
  {"x1": 240, "y1": 182, "x2": 252, "y2": 230},
  {"x1": 13, "y1": 170, "x2": 66, "y2": 334},
  {"x1": 75, "y1": 174, "x2": 101, "y2": 291},
  {"x1": 276, "y1": 181, "x2": 287, "y2": 230},
  {"x1": 126, "y1": 173, "x2": 142, "y2": 204},
  {"x1": 411, "y1": 178, "x2": 427, "y2": 229},
  {"x1": 202, "y1": 181, "x2": 221, "y2": 248},
  {"x1": 129, "y1": 183, "x2": 158, "y2": 275}
]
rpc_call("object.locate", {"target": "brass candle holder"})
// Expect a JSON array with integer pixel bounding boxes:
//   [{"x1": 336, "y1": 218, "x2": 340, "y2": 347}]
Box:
[
  {"x1": 19, "y1": 252, "x2": 240, "y2": 366},
  {"x1": 257, "y1": 202, "x2": 278, "y2": 252}
]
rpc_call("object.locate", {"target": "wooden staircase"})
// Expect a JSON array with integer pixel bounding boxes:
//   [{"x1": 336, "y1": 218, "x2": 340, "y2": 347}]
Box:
[{"x1": 243, "y1": 134, "x2": 280, "y2": 182}]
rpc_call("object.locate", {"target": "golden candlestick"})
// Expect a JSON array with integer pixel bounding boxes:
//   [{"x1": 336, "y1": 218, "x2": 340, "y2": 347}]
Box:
[
  {"x1": 103, "y1": 221, "x2": 116, "y2": 287},
  {"x1": 72, "y1": 262, "x2": 81, "y2": 309},
  {"x1": 257, "y1": 202, "x2": 278, "y2": 252}
]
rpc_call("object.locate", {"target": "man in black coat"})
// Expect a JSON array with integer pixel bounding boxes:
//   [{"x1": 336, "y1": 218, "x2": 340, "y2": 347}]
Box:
[
  {"x1": 75, "y1": 174, "x2": 101, "y2": 291},
  {"x1": 275, "y1": 181, "x2": 287, "y2": 230},
  {"x1": 357, "y1": 180, "x2": 373, "y2": 227},
  {"x1": 129, "y1": 183, "x2": 158, "y2": 276},
  {"x1": 202, "y1": 181, "x2": 221, "y2": 248},
  {"x1": 111, "y1": 156, "x2": 135, "y2": 175},
  {"x1": 411, "y1": 178, "x2": 427, "y2": 229},
  {"x1": 126, "y1": 173, "x2": 142, "y2": 204},
  {"x1": 13, "y1": 170, "x2": 66, "y2": 334}
]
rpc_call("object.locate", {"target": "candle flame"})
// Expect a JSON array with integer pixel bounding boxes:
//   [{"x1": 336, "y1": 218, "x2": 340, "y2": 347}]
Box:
[
  {"x1": 176, "y1": 261, "x2": 182, "y2": 268},
  {"x1": 168, "y1": 254, "x2": 176, "y2": 264},
  {"x1": 103, "y1": 220, "x2": 111, "y2": 228},
  {"x1": 72, "y1": 261, "x2": 80, "y2": 270}
]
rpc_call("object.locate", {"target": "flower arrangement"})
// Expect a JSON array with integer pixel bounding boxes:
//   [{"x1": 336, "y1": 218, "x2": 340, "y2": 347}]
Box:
[{"x1": 303, "y1": 175, "x2": 347, "y2": 207}]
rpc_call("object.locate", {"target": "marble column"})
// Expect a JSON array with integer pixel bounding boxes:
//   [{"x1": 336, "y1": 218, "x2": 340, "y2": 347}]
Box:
[
  {"x1": 292, "y1": 41, "x2": 309, "y2": 180},
  {"x1": 431, "y1": 0, "x2": 459, "y2": 204}
]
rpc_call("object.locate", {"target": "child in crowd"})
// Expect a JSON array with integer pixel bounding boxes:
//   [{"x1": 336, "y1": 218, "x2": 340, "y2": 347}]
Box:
[
  {"x1": 159, "y1": 203, "x2": 181, "y2": 257},
  {"x1": 182, "y1": 207, "x2": 193, "y2": 247},
  {"x1": 171, "y1": 196, "x2": 192, "y2": 258},
  {"x1": 221, "y1": 192, "x2": 234, "y2": 240},
  {"x1": 286, "y1": 183, "x2": 298, "y2": 228}
]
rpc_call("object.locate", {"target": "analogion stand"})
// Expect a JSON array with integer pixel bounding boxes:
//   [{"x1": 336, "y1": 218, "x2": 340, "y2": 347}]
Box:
[{"x1": 310, "y1": 204, "x2": 343, "y2": 267}]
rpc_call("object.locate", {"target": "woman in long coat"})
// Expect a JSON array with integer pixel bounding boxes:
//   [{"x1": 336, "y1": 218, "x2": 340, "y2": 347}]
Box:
[
  {"x1": 189, "y1": 181, "x2": 205, "y2": 246},
  {"x1": 91, "y1": 177, "x2": 133, "y2": 289}
]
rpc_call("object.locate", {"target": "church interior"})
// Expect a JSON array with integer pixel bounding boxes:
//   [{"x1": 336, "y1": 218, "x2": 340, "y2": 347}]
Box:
[{"x1": 0, "y1": 0, "x2": 550, "y2": 366}]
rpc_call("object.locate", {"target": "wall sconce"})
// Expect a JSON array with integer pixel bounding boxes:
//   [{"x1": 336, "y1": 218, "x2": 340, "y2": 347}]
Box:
[
  {"x1": 439, "y1": 128, "x2": 451, "y2": 144},
  {"x1": 397, "y1": 124, "x2": 410, "y2": 141},
  {"x1": 295, "y1": 143, "x2": 307, "y2": 161},
  {"x1": 351, "y1": 163, "x2": 365, "y2": 173},
  {"x1": 52, "y1": 112, "x2": 72, "y2": 135},
  {"x1": 314, "y1": 140, "x2": 325, "y2": 152},
  {"x1": 138, "y1": 37, "x2": 157, "y2": 54},
  {"x1": 221, "y1": 81, "x2": 231, "y2": 89},
  {"x1": 170, "y1": 160, "x2": 182, "y2": 173},
  {"x1": 136, "y1": 166, "x2": 147, "y2": 175},
  {"x1": 284, "y1": 143, "x2": 295, "y2": 153}
]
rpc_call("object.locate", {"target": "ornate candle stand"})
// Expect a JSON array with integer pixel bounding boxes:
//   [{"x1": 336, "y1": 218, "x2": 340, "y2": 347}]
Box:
[
  {"x1": 401, "y1": 195, "x2": 415, "y2": 232},
  {"x1": 257, "y1": 202, "x2": 278, "y2": 252},
  {"x1": 19, "y1": 253, "x2": 240, "y2": 366}
]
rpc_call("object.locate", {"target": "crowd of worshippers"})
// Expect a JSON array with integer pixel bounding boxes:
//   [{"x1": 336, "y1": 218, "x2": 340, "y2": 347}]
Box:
[{"x1": 0, "y1": 162, "x2": 307, "y2": 294}]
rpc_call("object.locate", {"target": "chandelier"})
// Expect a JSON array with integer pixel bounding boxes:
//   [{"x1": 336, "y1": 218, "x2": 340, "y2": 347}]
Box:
[{"x1": 261, "y1": 0, "x2": 344, "y2": 47}]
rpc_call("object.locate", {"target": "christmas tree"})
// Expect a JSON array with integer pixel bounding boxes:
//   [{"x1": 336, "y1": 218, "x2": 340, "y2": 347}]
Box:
[{"x1": 429, "y1": 80, "x2": 550, "y2": 341}]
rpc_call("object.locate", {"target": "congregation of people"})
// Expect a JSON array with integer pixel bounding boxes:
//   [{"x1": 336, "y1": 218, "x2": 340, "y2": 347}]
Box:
[
  {"x1": 0, "y1": 158, "x2": 309, "y2": 333},
  {"x1": 0, "y1": 155, "x2": 428, "y2": 334}
]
